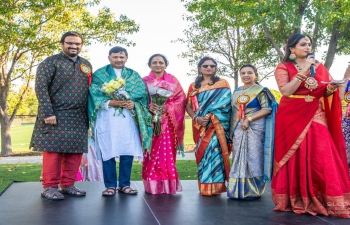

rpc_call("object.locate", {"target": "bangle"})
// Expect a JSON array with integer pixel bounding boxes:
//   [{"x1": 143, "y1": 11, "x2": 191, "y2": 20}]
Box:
[
  {"x1": 247, "y1": 117, "x2": 253, "y2": 122},
  {"x1": 193, "y1": 115, "x2": 198, "y2": 122},
  {"x1": 297, "y1": 73, "x2": 307, "y2": 79},
  {"x1": 294, "y1": 77, "x2": 302, "y2": 82},
  {"x1": 296, "y1": 76, "x2": 305, "y2": 81},
  {"x1": 326, "y1": 84, "x2": 337, "y2": 93},
  {"x1": 195, "y1": 117, "x2": 199, "y2": 123}
]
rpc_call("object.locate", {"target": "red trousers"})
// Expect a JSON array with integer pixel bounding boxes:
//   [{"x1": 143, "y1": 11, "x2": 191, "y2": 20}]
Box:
[{"x1": 42, "y1": 152, "x2": 82, "y2": 188}]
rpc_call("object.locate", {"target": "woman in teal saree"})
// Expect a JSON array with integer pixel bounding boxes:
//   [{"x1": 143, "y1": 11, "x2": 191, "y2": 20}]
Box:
[{"x1": 186, "y1": 57, "x2": 232, "y2": 196}]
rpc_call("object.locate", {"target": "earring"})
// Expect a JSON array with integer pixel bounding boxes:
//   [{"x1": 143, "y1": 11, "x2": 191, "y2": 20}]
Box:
[
  {"x1": 289, "y1": 53, "x2": 296, "y2": 60},
  {"x1": 199, "y1": 72, "x2": 202, "y2": 77}
]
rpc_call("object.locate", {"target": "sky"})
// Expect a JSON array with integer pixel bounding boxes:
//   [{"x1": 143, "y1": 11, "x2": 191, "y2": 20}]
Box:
[
  {"x1": 87, "y1": 0, "x2": 350, "y2": 91},
  {"x1": 87, "y1": 0, "x2": 195, "y2": 91}
]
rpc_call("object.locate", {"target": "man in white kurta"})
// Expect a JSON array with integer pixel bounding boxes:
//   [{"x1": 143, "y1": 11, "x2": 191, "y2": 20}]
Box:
[
  {"x1": 94, "y1": 68, "x2": 143, "y2": 161},
  {"x1": 88, "y1": 46, "x2": 153, "y2": 195}
]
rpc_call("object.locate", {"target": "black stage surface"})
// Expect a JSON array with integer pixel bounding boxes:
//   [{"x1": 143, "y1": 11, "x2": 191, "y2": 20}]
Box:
[{"x1": 0, "y1": 181, "x2": 348, "y2": 225}]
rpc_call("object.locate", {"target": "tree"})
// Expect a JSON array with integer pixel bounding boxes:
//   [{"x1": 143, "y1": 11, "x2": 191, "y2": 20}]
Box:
[
  {"x1": 8, "y1": 85, "x2": 38, "y2": 116},
  {"x1": 175, "y1": 14, "x2": 277, "y2": 88},
  {"x1": 179, "y1": 0, "x2": 350, "y2": 85},
  {"x1": 0, "y1": 0, "x2": 139, "y2": 155},
  {"x1": 270, "y1": 89, "x2": 282, "y2": 103}
]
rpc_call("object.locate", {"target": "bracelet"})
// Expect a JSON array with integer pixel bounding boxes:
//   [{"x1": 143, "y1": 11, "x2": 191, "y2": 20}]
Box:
[
  {"x1": 326, "y1": 84, "x2": 337, "y2": 93},
  {"x1": 295, "y1": 74, "x2": 306, "y2": 81},
  {"x1": 297, "y1": 73, "x2": 308, "y2": 79},
  {"x1": 193, "y1": 115, "x2": 199, "y2": 123},
  {"x1": 295, "y1": 76, "x2": 306, "y2": 81},
  {"x1": 247, "y1": 117, "x2": 253, "y2": 122},
  {"x1": 294, "y1": 77, "x2": 302, "y2": 82}
]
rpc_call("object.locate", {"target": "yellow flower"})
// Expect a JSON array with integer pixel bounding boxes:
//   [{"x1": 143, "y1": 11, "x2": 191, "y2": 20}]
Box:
[{"x1": 102, "y1": 78, "x2": 125, "y2": 94}]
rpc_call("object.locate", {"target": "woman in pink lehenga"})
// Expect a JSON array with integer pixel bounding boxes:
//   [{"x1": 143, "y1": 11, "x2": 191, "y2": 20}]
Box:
[{"x1": 142, "y1": 54, "x2": 186, "y2": 194}]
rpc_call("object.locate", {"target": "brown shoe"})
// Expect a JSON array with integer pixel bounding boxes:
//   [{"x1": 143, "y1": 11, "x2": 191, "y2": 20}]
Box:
[
  {"x1": 59, "y1": 185, "x2": 86, "y2": 196},
  {"x1": 41, "y1": 187, "x2": 65, "y2": 200},
  {"x1": 119, "y1": 186, "x2": 138, "y2": 195},
  {"x1": 102, "y1": 187, "x2": 117, "y2": 196}
]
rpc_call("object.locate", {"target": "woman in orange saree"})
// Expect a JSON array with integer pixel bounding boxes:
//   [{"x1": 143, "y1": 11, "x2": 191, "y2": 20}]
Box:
[{"x1": 272, "y1": 33, "x2": 350, "y2": 218}]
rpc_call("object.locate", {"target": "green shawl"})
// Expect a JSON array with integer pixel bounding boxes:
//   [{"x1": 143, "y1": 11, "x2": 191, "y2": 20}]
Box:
[{"x1": 88, "y1": 64, "x2": 153, "y2": 151}]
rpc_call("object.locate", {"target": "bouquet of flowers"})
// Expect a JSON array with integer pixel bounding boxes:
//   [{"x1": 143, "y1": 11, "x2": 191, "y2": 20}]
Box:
[
  {"x1": 102, "y1": 78, "x2": 135, "y2": 117},
  {"x1": 147, "y1": 80, "x2": 176, "y2": 135}
]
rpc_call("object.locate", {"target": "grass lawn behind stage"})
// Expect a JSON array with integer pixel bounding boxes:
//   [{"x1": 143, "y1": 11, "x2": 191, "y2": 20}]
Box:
[
  {"x1": 0, "y1": 160, "x2": 198, "y2": 194},
  {"x1": 1, "y1": 119, "x2": 195, "y2": 155},
  {"x1": 2, "y1": 124, "x2": 35, "y2": 152}
]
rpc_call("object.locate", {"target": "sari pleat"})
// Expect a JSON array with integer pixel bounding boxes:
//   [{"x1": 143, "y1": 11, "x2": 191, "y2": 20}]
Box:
[{"x1": 142, "y1": 117, "x2": 182, "y2": 194}]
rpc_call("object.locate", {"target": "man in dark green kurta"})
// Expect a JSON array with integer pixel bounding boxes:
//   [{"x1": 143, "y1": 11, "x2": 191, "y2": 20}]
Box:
[{"x1": 30, "y1": 31, "x2": 92, "y2": 200}]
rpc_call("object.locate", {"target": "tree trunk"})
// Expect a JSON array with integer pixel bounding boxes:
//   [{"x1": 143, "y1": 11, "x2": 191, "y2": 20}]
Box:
[
  {"x1": 0, "y1": 81, "x2": 12, "y2": 155},
  {"x1": 324, "y1": 26, "x2": 339, "y2": 70},
  {"x1": 0, "y1": 60, "x2": 12, "y2": 155},
  {"x1": 0, "y1": 114, "x2": 12, "y2": 156},
  {"x1": 234, "y1": 70, "x2": 239, "y2": 89}
]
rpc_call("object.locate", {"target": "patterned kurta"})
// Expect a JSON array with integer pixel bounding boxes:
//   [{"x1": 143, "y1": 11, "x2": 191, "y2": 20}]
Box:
[{"x1": 30, "y1": 53, "x2": 92, "y2": 153}]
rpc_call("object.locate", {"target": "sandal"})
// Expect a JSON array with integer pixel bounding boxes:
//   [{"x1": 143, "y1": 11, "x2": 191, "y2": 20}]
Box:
[
  {"x1": 59, "y1": 185, "x2": 86, "y2": 196},
  {"x1": 41, "y1": 187, "x2": 65, "y2": 200},
  {"x1": 102, "y1": 187, "x2": 117, "y2": 196},
  {"x1": 119, "y1": 186, "x2": 138, "y2": 195}
]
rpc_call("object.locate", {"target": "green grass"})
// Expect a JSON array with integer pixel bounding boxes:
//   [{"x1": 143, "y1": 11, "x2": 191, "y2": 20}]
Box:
[
  {"x1": 1, "y1": 119, "x2": 195, "y2": 153},
  {"x1": 184, "y1": 118, "x2": 195, "y2": 145},
  {"x1": 0, "y1": 160, "x2": 198, "y2": 194},
  {"x1": 1, "y1": 124, "x2": 34, "y2": 152}
]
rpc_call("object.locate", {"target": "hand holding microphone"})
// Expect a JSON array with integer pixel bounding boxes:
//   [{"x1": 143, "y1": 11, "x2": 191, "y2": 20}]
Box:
[{"x1": 306, "y1": 52, "x2": 316, "y2": 76}]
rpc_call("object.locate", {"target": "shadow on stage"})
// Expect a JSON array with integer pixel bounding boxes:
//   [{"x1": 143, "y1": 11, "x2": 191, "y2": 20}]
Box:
[{"x1": 0, "y1": 180, "x2": 348, "y2": 225}]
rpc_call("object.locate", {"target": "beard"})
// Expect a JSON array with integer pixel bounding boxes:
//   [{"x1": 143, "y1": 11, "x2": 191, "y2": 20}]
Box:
[{"x1": 64, "y1": 48, "x2": 80, "y2": 57}]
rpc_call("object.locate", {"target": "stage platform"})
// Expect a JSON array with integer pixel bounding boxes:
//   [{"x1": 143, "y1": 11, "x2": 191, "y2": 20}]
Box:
[{"x1": 0, "y1": 181, "x2": 348, "y2": 225}]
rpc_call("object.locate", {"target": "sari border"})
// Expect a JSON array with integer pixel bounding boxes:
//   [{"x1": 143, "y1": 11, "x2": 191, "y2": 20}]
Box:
[
  {"x1": 198, "y1": 180, "x2": 226, "y2": 196},
  {"x1": 211, "y1": 114, "x2": 231, "y2": 181},
  {"x1": 196, "y1": 79, "x2": 230, "y2": 93},
  {"x1": 273, "y1": 119, "x2": 312, "y2": 176},
  {"x1": 272, "y1": 189, "x2": 350, "y2": 218},
  {"x1": 195, "y1": 123, "x2": 215, "y2": 165}
]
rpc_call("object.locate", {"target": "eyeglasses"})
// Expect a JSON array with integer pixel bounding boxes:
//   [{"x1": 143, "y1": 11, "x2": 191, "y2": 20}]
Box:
[
  {"x1": 64, "y1": 42, "x2": 82, "y2": 46},
  {"x1": 201, "y1": 64, "x2": 216, "y2": 68}
]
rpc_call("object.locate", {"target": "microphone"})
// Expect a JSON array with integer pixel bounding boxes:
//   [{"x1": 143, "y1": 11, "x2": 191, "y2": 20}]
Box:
[{"x1": 306, "y1": 52, "x2": 316, "y2": 76}]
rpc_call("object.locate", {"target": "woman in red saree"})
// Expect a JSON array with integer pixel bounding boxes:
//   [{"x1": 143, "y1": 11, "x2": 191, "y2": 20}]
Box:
[
  {"x1": 142, "y1": 54, "x2": 186, "y2": 194},
  {"x1": 272, "y1": 33, "x2": 350, "y2": 218}
]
